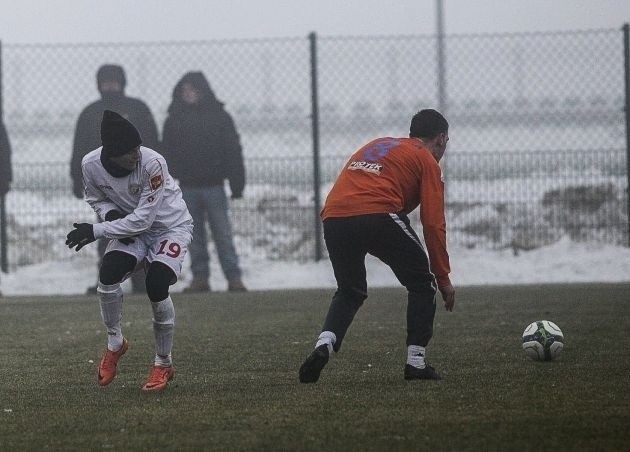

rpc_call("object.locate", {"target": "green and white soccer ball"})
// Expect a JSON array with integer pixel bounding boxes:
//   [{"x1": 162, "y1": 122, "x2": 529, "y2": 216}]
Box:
[{"x1": 522, "y1": 320, "x2": 564, "y2": 361}]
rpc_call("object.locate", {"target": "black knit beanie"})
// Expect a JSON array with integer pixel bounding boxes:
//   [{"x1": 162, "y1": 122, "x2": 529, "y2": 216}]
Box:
[{"x1": 100, "y1": 110, "x2": 142, "y2": 156}]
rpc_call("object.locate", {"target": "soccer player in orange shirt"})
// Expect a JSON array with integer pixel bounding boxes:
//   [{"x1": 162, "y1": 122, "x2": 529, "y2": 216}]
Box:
[{"x1": 300, "y1": 109, "x2": 455, "y2": 383}]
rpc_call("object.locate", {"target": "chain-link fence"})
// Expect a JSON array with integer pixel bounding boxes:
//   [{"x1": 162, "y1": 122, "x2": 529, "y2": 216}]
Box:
[{"x1": 1, "y1": 27, "x2": 628, "y2": 271}]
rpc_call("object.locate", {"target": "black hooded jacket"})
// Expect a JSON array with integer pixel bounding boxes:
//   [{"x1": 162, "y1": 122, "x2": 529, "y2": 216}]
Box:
[
  {"x1": 161, "y1": 72, "x2": 245, "y2": 197},
  {"x1": 70, "y1": 93, "x2": 159, "y2": 198}
]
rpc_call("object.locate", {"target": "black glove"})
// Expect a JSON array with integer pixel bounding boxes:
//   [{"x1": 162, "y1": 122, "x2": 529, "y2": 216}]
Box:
[
  {"x1": 231, "y1": 191, "x2": 243, "y2": 200},
  {"x1": 104, "y1": 210, "x2": 135, "y2": 245},
  {"x1": 66, "y1": 223, "x2": 96, "y2": 251}
]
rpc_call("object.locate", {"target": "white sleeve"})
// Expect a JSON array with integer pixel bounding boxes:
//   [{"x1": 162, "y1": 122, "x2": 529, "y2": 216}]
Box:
[
  {"x1": 84, "y1": 165, "x2": 120, "y2": 222},
  {"x1": 92, "y1": 158, "x2": 166, "y2": 239}
]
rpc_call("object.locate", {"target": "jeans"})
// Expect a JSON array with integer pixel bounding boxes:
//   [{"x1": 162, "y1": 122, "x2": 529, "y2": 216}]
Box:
[{"x1": 182, "y1": 185, "x2": 241, "y2": 282}]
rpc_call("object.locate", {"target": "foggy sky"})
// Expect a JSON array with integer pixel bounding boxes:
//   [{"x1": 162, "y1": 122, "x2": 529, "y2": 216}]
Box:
[{"x1": 0, "y1": 0, "x2": 628, "y2": 44}]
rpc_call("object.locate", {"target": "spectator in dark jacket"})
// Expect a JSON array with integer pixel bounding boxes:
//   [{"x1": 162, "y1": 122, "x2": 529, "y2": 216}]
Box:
[
  {"x1": 161, "y1": 71, "x2": 246, "y2": 292},
  {"x1": 71, "y1": 64, "x2": 159, "y2": 294}
]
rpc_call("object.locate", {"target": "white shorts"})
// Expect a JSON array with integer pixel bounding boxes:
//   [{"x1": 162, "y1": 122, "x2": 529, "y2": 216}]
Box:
[{"x1": 105, "y1": 223, "x2": 193, "y2": 282}]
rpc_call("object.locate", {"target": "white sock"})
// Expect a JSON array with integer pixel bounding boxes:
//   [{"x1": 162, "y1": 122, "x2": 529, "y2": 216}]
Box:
[
  {"x1": 407, "y1": 345, "x2": 426, "y2": 369},
  {"x1": 315, "y1": 331, "x2": 336, "y2": 354},
  {"x1": 154, "y1": 354, "x2": 172, "y2": 367},
  {"x1": 151, "y1": 296, "x2": 175, "y2": 360},
  {"x1": 98, "y1": 282, "x2": 124, "y2": 351}
]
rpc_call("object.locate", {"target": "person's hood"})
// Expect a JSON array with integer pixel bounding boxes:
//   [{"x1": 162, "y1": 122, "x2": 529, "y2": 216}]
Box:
[
  {"x1": 167, "y1": 71, "x2": 223, "y2": 114},
  {"x1": 97, "y1": 64, "x2": 126, "y2": 97}
]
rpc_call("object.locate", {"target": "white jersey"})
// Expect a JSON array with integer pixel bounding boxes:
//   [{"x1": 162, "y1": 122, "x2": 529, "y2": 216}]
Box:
[{"x1": 82, "y1": 146, "x2": 193, "y2": 240}]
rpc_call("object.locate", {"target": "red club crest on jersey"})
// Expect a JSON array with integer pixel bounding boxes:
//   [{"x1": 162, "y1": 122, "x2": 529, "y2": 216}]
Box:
[{"x1": 150, "y1": 174, "x2": 163, "y2": 191}]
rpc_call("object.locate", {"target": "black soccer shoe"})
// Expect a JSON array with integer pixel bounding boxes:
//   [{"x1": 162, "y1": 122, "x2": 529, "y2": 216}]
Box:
[
  {"x1": 299, "y1": 344, "x2": 330, "y2": 383},
  {"x1": 404, "y1": 363, "x2": 442, "y2": 380}
]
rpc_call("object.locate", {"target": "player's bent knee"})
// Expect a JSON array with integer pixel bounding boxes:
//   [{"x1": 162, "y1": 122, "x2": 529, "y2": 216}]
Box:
[
  {"x1": 145, "y1": 262, "x2": 176, "y2": 302},
  {"x1": 99, "y1": 251, "x2": 137, "y2": 285}
]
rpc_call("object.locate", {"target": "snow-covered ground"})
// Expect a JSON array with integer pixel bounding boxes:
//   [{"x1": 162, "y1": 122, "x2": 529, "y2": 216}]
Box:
[{"x1": 1, "y1": 235, "x2": 629, "y2": 297}]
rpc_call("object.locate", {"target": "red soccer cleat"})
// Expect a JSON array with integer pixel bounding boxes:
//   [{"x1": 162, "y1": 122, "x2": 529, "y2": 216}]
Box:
[
  {"x1": 141, "y1": 365, "x2": 175, "y2": 391},
  {"x1": 97, "y1": 338, "x2": 129, "y2": 386}
]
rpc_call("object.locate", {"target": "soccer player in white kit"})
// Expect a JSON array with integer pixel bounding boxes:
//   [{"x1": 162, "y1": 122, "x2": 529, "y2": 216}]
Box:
[{"x1": 66, "y1": 110, "x2": 193, "y2": 391}]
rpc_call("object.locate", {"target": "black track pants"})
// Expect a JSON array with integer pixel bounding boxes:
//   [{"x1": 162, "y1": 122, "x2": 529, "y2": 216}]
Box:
[{"x1": 322, "y1": 213, "x2": 437, "y2": 351}]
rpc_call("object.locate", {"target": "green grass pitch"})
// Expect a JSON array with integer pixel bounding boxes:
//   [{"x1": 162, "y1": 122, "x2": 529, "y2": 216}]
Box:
[{"x1": 1, "y1": 283, "x2": 629, "y2": 450}]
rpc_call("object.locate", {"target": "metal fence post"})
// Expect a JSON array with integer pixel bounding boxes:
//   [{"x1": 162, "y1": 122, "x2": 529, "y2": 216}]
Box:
[
  {"x1": 624, "y1": 23, "x2": 630, "y2": 247},
  {"x1": 435, "y1": 1, "x2": 450, "y2": 210},
  {"x1": 309, "y1": 32, "x2": 323, "y2": 261},
  {"x1": 0, "y1": 39, "x2": 7, "y2": 273},
  {"x1": 436, "y1": 0, "x2": 447, "y2": 114}
]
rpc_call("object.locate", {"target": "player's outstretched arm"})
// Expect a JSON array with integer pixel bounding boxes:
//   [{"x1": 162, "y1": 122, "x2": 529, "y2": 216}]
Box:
[{"x1": 104, "y1": 210, "x2": 135, "y2": 245}]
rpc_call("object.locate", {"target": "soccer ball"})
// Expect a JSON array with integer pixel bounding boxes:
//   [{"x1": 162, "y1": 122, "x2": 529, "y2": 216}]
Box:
[{"x1": 522, "y1": 320, "x2": 564, "y2": 361}]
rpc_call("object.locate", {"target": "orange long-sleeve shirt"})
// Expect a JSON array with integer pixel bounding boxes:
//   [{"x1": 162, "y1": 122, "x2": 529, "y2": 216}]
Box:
[{"x1": 321, "y1": 137, "x2": 451, "y2": 288}]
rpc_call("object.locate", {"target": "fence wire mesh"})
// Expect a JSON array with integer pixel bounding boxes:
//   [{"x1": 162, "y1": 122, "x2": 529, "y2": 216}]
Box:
[
  {"x1": 1, "y1": 28, "x2": 628, "y2": 271},
  {"x1": 319, "y1": 29, "x2": 627, "y2": 255}
]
